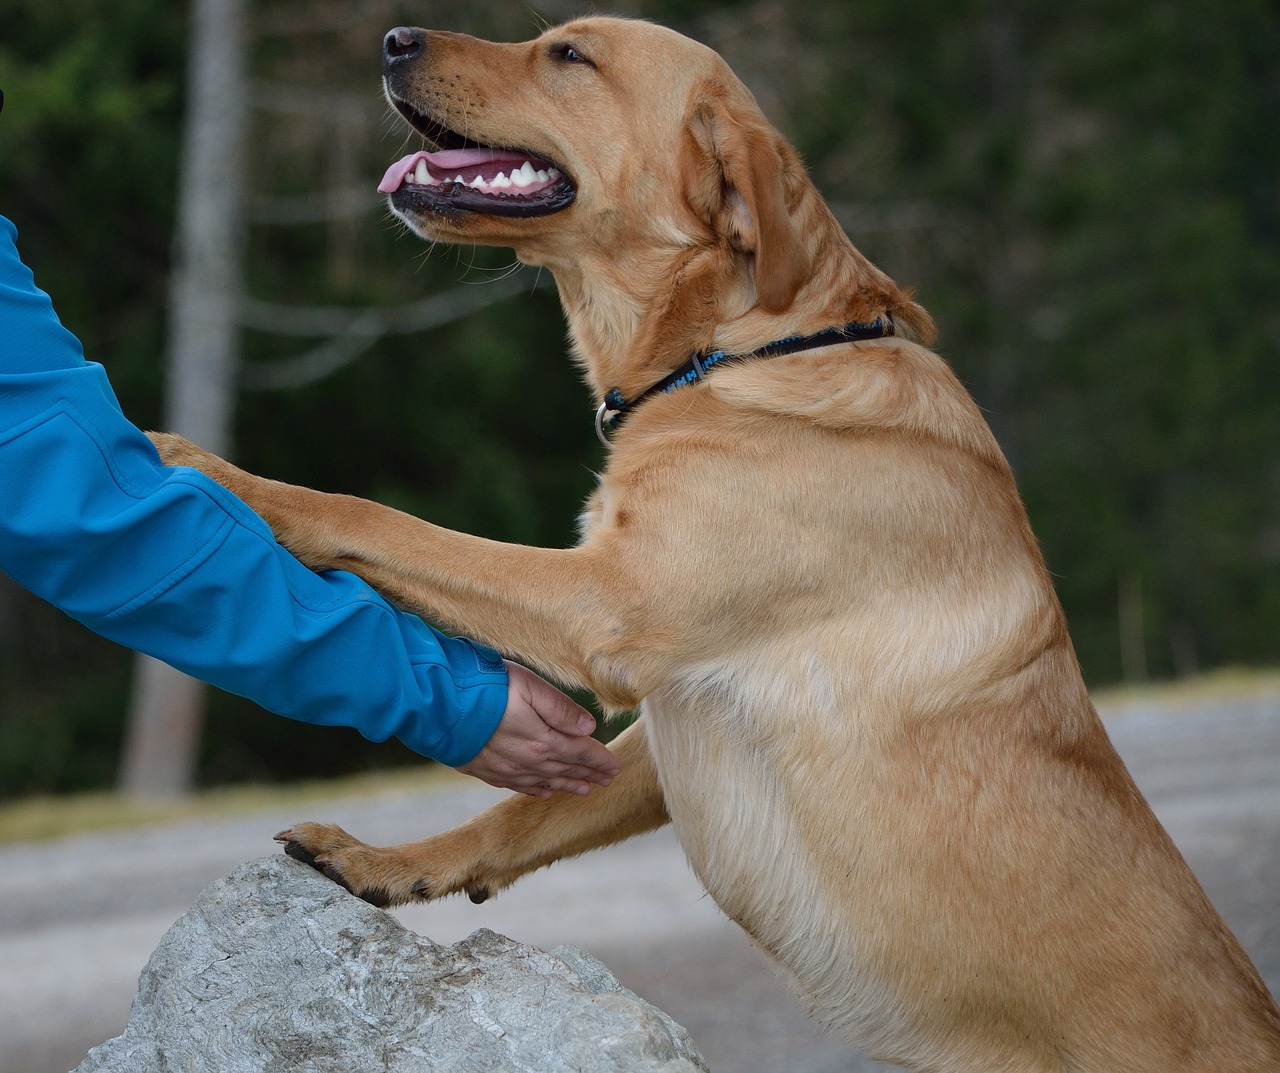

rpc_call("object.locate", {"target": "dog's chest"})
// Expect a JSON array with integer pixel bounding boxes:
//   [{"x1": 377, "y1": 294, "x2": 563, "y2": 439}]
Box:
[{"x1": 640, "y1": 683, "x2": 917, "y2": 1050}]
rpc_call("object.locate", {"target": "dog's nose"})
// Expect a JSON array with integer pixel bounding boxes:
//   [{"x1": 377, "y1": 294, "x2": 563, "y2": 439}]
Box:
[{"x1": 384, "y1": 27, "x2": 425, "y2": 65}]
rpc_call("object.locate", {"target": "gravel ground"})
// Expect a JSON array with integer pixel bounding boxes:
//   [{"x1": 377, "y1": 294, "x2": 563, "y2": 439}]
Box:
[{"x1": 1, "y1": 688, "x2": 1277, "y2": 1073}]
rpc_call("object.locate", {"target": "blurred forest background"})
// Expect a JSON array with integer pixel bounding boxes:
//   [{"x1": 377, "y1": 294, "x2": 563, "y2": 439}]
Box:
[{"x1": 1, "y1": 0, "x2": 1277, "y2": 798}]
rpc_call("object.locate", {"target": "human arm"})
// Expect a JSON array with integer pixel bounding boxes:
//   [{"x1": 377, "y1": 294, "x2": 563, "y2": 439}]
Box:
[{"x1": 0, "y1": 214, "x2": 616, "y2": 786}]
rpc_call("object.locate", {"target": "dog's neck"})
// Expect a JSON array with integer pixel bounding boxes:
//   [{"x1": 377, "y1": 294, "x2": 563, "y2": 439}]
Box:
[
  {"x1": 550, "y1": 241, "x2": 743, "y2": 403},
  {"x1": 545, "y1": 196, "x2": 925, "y2": 407}
]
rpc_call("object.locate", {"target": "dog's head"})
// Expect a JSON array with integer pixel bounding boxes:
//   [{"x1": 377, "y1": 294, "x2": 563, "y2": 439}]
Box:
[{"x1": 378, "y1": 16, "x2": 811, "y2": 314}]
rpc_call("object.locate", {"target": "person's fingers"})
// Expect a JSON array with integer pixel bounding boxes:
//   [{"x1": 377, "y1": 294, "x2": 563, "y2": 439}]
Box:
[
  {"x1": 499, "y1": 770, "x2": 594, "y2": 797},
  {"x1": 457, "y1": 736, "x2": 614, "y2": 791},
  {"x1": 535, "y1": 750, "x2": 618, "y2": 785},
  {"x1": 519, "y1": 778, "x2": 592, "y2": 798},
  {"x1": 503, "y1": 663, "x2": 619, "y2": 780},
  {"x1": 518, "y1": 784, "x2": 555, "y2": 799},
  {"x1": 555, "y1": 744, "x2": 620, "y2": 782},
  {"x1": 506, "y1": 661, "x2": 596, "y2": 736},
  {"x1": 501, "y1": 749, "x2": 615, "y2": 787},
  {"x1": 539, "y1": 726, "x2": 618, "y2": 768},
  {"x1": 455, "y1": 663, "x2": 622, "y2": 795}
]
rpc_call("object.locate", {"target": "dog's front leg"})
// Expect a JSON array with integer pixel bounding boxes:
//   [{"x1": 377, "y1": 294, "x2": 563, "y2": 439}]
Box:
[
  {"x1": 275, "y1": 720, "x2": 667, "y2": 906},
  {"x1": 149, "y1": 433, "x2": 640, "y2": 705}
]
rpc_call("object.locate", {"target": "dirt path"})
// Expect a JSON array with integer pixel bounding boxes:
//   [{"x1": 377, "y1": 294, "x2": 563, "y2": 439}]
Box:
[{"x1": 2, "y1": 689, "x2": 1277, "y2": 1073}]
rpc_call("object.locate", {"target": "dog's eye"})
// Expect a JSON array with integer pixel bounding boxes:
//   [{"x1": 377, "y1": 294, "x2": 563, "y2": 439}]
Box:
[{"x1": 550, "y1": 41, "x2": 595, "y2": 68}]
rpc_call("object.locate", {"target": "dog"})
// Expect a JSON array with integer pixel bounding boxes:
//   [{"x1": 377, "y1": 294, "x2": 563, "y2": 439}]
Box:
[{"x1": 152, "y1": 16, "x2": 1280, "y2": 1072}]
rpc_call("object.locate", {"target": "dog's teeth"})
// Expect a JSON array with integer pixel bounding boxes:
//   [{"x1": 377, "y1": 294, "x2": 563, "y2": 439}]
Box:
[
  {"x1": 400, "y1": 157, "x2": 555, "y2": 194},
  {"x1": 511, "y1": 161, "x2": 538, "y2": 188}
]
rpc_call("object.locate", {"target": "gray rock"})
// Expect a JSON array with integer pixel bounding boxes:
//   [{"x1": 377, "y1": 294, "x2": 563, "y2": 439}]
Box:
[{"x1": 73, "y1": 855, "x2": 709, "y2": 1073}]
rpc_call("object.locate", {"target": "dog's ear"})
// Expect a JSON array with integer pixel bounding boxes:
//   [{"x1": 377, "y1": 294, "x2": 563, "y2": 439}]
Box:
[{"x1": 684, "y1": 87, "x2": 810, "y2": 313}]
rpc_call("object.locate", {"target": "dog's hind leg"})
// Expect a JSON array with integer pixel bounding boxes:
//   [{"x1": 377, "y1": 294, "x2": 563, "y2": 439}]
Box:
[{"x1": 276, "y1": 720, "x2": 666, "y2": 907}]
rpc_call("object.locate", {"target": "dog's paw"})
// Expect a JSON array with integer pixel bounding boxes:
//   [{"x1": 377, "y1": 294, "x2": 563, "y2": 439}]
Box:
[
  {"x1": 275, "y1": 822, "x2": 499, "y2": 908},
  {"x1": 275, "y1": 822, "x2": 403, "y2": 908}
]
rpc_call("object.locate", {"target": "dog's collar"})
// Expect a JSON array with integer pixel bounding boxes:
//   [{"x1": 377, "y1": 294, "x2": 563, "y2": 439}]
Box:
[{"x1": 594, "y1": 314, "x2": 895, "y2": 446}]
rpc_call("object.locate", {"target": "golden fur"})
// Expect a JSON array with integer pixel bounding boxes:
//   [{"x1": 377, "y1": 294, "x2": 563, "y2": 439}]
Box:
[{"x1": 153, "y1": 17, "x2": 1280, "y2": 1071}]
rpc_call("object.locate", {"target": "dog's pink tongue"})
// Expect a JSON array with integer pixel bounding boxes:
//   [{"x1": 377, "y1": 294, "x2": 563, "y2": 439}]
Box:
[
  {"x1": 378, "y1": 148, "x2": 527, "y2": 193},
  {"x1": 379, "y1": 154, "x2": 417, "y2": 194}
]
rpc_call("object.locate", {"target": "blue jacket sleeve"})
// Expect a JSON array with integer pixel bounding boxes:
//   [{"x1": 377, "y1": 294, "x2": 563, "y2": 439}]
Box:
[{"x1": 0, "y1": 215, "x2": 506, "y2": 766}]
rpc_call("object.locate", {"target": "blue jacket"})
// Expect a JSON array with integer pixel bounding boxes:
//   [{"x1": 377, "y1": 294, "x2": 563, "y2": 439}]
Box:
[{"x1": 0, "y1": 215, "x2": 506, "y2": 765}]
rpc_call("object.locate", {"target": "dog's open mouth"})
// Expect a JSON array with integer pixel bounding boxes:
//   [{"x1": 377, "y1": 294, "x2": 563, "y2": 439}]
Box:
[{"x1": 380, "y1": 98, "x2": 576, "y2": 219}]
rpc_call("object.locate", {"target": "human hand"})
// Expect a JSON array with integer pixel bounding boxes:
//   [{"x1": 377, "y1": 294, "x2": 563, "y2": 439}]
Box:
[{"x1": 456, "y1": 661, "x2": 621, "y2": 798}]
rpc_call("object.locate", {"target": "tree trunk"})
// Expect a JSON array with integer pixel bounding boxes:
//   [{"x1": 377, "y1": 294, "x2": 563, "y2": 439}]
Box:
[{"x1": 119, "y1": 0, "x2": 248, "y2": 798}]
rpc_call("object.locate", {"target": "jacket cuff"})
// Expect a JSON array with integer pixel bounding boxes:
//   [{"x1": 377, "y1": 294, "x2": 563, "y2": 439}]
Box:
[{"x1": 397, "y1": 636, "x2": 508, "y2": 766}]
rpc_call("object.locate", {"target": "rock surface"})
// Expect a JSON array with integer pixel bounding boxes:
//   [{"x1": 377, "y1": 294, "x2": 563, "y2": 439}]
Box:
[{"x1": 73, "y1": 855, "x2": 709, "y2": 1073}]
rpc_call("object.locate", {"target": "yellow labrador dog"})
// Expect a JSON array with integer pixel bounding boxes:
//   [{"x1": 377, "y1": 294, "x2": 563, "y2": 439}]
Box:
[{"x1": 153, "y1": 16, "x2": 1280, "y2": 1072}]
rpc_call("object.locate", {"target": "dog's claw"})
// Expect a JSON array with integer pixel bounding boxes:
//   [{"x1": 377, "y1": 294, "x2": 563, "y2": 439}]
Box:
[{"x1": 466, "y1": 883, "x2": 490, "y2": 904}]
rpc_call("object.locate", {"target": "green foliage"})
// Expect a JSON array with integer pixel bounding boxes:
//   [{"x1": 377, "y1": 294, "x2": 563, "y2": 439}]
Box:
[
  {"x1": 1008, "y1": 1, "x2": 1280, "y2": 678},
  {"x1": 2, "y1": 0, "x2": 1278, "y2": 796},
  {"x1": 0, "y1": 0, "x2": 184, "y2": 421},
  {"x1": 0, "y1": 580, "x2": 131, "y2": 794}
]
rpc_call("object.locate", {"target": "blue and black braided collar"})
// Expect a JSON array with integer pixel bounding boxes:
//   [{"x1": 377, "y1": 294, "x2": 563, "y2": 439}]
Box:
[{"x1": 594, "y1": 314, "x2": 895, "y2": 446}]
